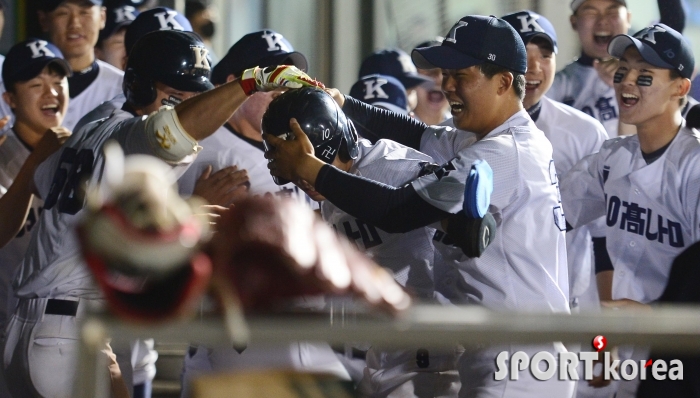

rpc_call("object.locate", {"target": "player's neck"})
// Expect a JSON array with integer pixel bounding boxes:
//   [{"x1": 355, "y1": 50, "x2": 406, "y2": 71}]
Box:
[
  {"x1": 66, "y1": 52, "x2": 96, "y2": 73},
  {"x1": 476, "y1": 100, "x2": 523, "y2": 140},
  {"x1": 227, "y1": 114, "x2": 262, "y2": 142},
  {"x1": 12, "y1": 120, "x2": 45, "y2": 149},
  {"x1": 635, "y1": 111, "x2": 683, "y2": 154}
]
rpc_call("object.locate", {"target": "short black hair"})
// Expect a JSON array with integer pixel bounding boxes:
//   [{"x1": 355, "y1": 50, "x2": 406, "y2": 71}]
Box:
[
  {"x1": 478, "y1": 63, "x2": 526, "y2": 101},
  {"x1": 4, "y1": 62, "x2": 68, "y2": 94}
]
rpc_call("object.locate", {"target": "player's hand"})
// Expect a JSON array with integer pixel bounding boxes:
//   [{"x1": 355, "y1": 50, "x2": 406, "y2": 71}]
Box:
[
  {"x1": 239, "y1": 65, "x2": 325, "y2": 96},
  {"x1": 263, "y1": 118, "x2": 325, "y2": 185},
  {"x1": 588, "y1": 346, "x2": 619, "y2": 388},
  {"x1": 193, "y1": 165, "x2": 249, "y2": 207},
  {"x1": 28, "y1": 126, "x2": 72, "y2": 167},
  {"x1": 324, "y1": 88, "x2": 346, "y2": 108},
  {"x1": 593, "y1": 57, "x2": 619, "y2": 88}
]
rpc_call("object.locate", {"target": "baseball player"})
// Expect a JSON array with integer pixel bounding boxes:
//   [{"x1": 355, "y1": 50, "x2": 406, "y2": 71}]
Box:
[
  {"x1": 266, "y1": 15, "x2": 573, "y2": 397},
  {"x1": 179, "y1": 30, "x2": 347, "y2": 396},
  {"x1": 264, "y1": 87, "x2": 462, "y2": 397},
  {"x1": 412, "y1": 39, "x2": 451, "y2": 125},
  {"x1": 0, "y1": 39, "x2": 72, "y2": 398},
  {"x1": 359, "y1": 48, "x2": 432, "y2": 112},
  {"x1": 560, "y1": 23, "x2": 699, "y2": 398},
  {"x1": 35, "y1": 0, "x2": 125, "y2": 131},
  {"x1": 94, "y1": 3, "x2": 139, "y2": 70},
  {"x1": 501, "y1": 11, "x2": 609, "y2": 312},
  {"x1": 72, "y1": 6, "x2": 193, "y2": 133},
  {"x1": 2, "y1": 29, "x2": 320, "y2": 398}
]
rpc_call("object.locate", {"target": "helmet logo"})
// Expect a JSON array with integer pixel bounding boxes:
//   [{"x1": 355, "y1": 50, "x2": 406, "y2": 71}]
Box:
[
  {"x1": 115, "y1": 6, "x2": 137, "y2": 24},
  {"x1": 192, "y1": 46, "x2": 211, "y2": 70},
  {"x1": 321, "y1": 146, "x2": 336, "y2": 160},
  {"x1": 154, "y1": 11, "x2": 184, "y2": 31},
  {"x1": 26, "y1": 40, "x2": 54, "y2": 59},
  {"x1": 261, "y1": 31, "x2": 291, "y2": 52},
  {"x1": 363, "y1": 78, "x2": 390, "y2": 100}
]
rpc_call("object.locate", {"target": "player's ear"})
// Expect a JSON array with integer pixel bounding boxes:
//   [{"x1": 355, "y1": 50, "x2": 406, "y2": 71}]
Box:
[
  {"x1": 38, "y1": 10, "x2": 50, "y2": 33},
  {"x1": 3, "y1": 91, "x2": 16, "y2": 109},
  {"x1": 569, "y1": 15, "x2": 577, "y2": 31},
  {"x1": 497, "y1": 71, "x2": 514, "y2": 96},
  {"x1": 674, "y1": 77, "x2": 691, "y2": 99}
]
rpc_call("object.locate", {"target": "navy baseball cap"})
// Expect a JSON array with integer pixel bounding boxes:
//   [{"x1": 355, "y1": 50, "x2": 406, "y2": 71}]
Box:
[
  {"x1": 38, "y1": 0, "x2": 102, "y2": 12},
  {"x1": 359, "y1": 49, "x2": 431, "y2": 89},
  {"x1": 124, "y1": 7, "x2": 192, "y2": 55},
  {"x1": 99, "y1": 4, "x2": 139, "y2": 43},
  {"x1": 349, "y1": 74, "x2": 408, "y2": 115},
  {"x1": 412, "y1": 15, "x2": 527, "y2": 75},
  {"x1": 571, "y1": 0, "x2": 626, "y2": 13},
  {"x1": 2, "y1": 39, "x2": 72, "y2": 88},
  {"x1": 608, "y1": 23, "x2": 694, "y2": 79},
  {"x1": 211, "y1": 30, "x2": 307, "y2": 84},
  {"x1": 502, "y1": 11, "x2": 558, "y2": 54}
]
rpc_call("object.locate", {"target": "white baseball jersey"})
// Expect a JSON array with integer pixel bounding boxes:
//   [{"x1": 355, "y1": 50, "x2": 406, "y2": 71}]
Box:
[
  {"x1": 560, "y1": 124, "x2": 700, "y2": 303},
  {"x1": 73, "y1": 93, "x2": 126, "y2": 133},
  {"x1": 61, "y1": 60, "x2": 124, "y2": 131},
  {"x1": 321, "y1": 139, "x2": 436, "y2": 299},
  {"x1": 177, "y1": 124, "x2": 317, "y2": 207},
  {"x1": 0, "y1": 132, "x2": 43, "y2": 325},
  {"x1": 548, "y1": 58, "x2": 620, "y2": 138},
  {"x1": 536, "y1": 97, "x2": 609, "y2": 303},
  {"x1": 412, "y1": 109, "x2": 570, "y2": 313},
  {"x1": 13, "y1": 108, "x2": 195, "y2": 299}
]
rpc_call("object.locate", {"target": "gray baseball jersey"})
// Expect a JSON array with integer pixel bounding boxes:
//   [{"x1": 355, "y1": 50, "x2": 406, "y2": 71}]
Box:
[
  {"x1": 536, "y1": 96, "x2": 609, "y2": 303},
  {"x1": 321, "y1": 139, "x2": 436, "y2": 299},
  {"x1": 13, "y1": 109, "x2": 195, "y2": 298},
  {"x1": 73, "y1": 93, "x2": 126, "y2": 133},
  {"x1": 560, "y1": 124, "x2": 700, "y2": 303},
  {"x1": 413, "y1": 110, "x2": 570, "y2": 313},
  {"x1": 0, "y1": 132, "x2": 43, "y2": 324},
  {"x1": 61, "y1": 60, "x2": 124, "y2": 131},
  {"x1": 548, "y1": 59, "x2": 619, "y2": 138}
]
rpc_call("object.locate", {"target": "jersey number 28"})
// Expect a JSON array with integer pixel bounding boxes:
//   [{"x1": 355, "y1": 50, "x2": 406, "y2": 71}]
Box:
[{"x1": 44, "y1": 148, "x2": 95, "y2": 215}]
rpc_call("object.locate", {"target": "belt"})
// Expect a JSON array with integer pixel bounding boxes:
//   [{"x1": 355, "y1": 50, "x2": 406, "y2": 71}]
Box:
[{"x1": 44, "y1": 299, "x2": 79, "y2": 316}]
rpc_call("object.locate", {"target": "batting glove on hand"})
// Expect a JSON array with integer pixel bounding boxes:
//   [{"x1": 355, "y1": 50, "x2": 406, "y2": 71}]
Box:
[{"x1": 239, "y1": 65, "x2": 325, "y2": 96}]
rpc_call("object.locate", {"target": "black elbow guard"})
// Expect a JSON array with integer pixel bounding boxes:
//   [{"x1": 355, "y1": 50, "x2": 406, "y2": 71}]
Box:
[{"x1": 446, "y1": 211, "x2": 497, "y2": 258}]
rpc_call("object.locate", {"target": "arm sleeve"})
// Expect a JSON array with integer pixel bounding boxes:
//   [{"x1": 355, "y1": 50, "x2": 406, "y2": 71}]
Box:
[
  {"x1": 341, "y1": 96, "x2": 428, "y2": 149},
  {"x1": 592, "y1": 237, "x2": 614, "y2": 273},
  {"x1": 315, "y1": 164, "x2": 450, "y2": 233},
  {"x1": 559, "y1": 149, "x2": 608, "y2": 229},
  {"x1": 659, "y1": 0, "x2": 685, "y2": 33}
]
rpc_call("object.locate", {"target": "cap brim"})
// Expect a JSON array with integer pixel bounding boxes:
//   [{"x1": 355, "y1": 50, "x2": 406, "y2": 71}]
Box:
[
  {"x1": 372, "y1": 102, "x2": 408, "y2": 115},
  {"x1": 412, "y1": 46, "x2": 483, "y2": 71},
  {"x1": 398, "y1": 73, "x2": 432, "y2": 89},
  {"x1": 523, "y1": 32, "x2": 558, "y2": 54},
  {"x1": 8, "y1": 58, "x2": 72, "y2": 84},
  {"x1": 608, "y1": 35, "x2": 675, "y2": 70},
  {"x1": 260, "y1": 51, "x2": 308, "y2": 72}
]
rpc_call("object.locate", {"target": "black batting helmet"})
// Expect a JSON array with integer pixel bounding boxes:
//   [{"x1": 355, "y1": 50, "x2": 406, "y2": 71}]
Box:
[
  {"x1": 123, "y1": 30, "x2": 213, "y2": 107},
  {"x1": 263, "y1": 87, "x2": 359, "y2": 167}
]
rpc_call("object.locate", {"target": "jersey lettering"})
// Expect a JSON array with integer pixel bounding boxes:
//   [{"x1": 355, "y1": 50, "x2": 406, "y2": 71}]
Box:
[
  {"x1": 26, "y1": 40, "x2": 55, "y2": 58},
  {"x1": 192, "y1": 46, "x2": 211, "y2": 70},
  {"x1": 594, "y1": 97, "x2": 617, "y2": 121},
  {"x1": 634, "y1": 25, "x2": 666, "y2": 45},
  {"x1": 261, "y1": 31, "x2": 290, "y2": 52},
  {"x1": 445, "y1": 21, "x2": 468, "y2": 44},
  {"x1": 549, "y1": 160, "x2": 566, "y2": 231},
  {"x1": 341, "y1": 219, "x2": 383, "y2": 249},
  {"x1": 363, "y1": 78, "x2": 390, "y2": 100},
  {"x1": 154, "y1": 11, "x2": 184, "y2": 30},
  {"x1": 516, "y1": 15, "x2": 544, "y2": 33},
  {"x1": 44, "y1": 148, "x2": 95, "y2": 215},
  {"x1": 114, "y1": 6, "x2": 137, "y2": 24},
  {"x1": 605, "y1": 195, "x2": 685, "y2": 247}
]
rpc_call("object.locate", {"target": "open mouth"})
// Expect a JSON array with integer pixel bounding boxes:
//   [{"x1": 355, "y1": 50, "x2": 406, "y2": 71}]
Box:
[
  {"x1": 427, "y1": 90, "x2": 445, "y2": 103},
  {"x1": 449, "y1": 100, "x2": 464, "y2": 114},
  {"x1": 526, "y1": 80, "x2": 542, "y2": 91},
  {"x1": 620, "y1": 93, "x2": 639, "y2": 106},
  {"x1": 594, "y1": 32, "x2": 612, "y2": 46},
  {"x1": 41, "y1": 104, "x2": 60, "y2": 116}
]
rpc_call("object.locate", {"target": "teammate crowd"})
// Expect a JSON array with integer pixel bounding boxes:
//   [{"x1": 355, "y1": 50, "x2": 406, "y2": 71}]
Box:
[{"x1": 0, "y1": 0, "x2": 698, "y2": 397}]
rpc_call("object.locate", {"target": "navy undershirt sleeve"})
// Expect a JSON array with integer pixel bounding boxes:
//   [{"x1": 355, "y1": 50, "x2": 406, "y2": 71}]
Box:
[
  {"x1": 592, "y1": 237, "x2": 614, "y2": 274},
  {"x1": 341, "y1": 96, "x2": 428, "y2": 150},
  {"x1": 315, "y1": 164, "x2": 450, "y2": 233}
]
